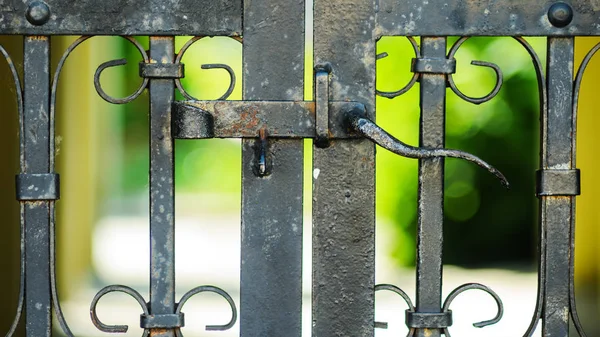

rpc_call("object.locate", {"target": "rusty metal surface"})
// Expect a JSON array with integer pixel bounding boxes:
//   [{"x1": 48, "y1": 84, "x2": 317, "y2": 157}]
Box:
[
  {"x1": 0, "y1": 0, "x2": 241, "y2": 35},
  {"x1": 376, "y1": 0, "x2": 600, "y2": 36},
  {"x1": 172, "y1": 100, "x2": 366, "y2": 139}
]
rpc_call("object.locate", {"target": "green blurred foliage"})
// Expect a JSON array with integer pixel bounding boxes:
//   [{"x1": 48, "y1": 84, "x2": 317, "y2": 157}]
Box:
[
  {"x1": 115, "y1": 35, "x2": 546, "y2": 267},
  {"x1": 376, "y1": 37, "x2": 545, "y2": 266}
]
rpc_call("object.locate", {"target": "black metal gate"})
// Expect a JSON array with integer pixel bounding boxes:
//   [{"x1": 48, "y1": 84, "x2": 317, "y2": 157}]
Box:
[{"x1": 0, "y1": 0, "x2": 595, "y2": 336}]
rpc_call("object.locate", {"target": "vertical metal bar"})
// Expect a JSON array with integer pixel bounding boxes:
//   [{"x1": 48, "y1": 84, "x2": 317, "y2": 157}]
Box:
[
  {"x1": 148, "y1": 36, "x2": 176, "y2": 337},
  {"x1": 22, "y1": 35, "x2": 52, "y2": 337},
  {"x1": 414, "y1": 37, "x2": 447, "y2": 337},
  {"x1": 541, "y1": 37, "x2": 575, "y2": 337},
  {"x1": 312, "y1": 0, "x2": 375, "y2": 336},
  {"x1": 240, "y1": 1, "x2": 305, "y2": 336}
]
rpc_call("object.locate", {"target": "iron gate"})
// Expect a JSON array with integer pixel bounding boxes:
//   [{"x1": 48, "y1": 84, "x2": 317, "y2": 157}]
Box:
[{"x1": 0, "y1": 0, "x2": 596, "y2": 336}]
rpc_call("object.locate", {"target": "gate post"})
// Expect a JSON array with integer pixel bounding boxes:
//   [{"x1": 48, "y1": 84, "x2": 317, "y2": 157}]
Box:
[
  {"x1": 312, "y1": 0, "x2": 376, "y2": 336},
  {"x1": 240, "y1": 1, "x2": 305, "y2": 336}
]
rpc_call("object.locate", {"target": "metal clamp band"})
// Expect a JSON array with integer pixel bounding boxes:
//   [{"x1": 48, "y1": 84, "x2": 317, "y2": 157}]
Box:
[
  {"x1": 139, "y1": 62, "x2": 184, "y2": 79},
  {"x1": 411, "y1": 57, "x2": 456, "y2": 74},
  {"x1": 405, "y1": 310, "x2": 453, "y2": 329},
  {"x1": 15, "y1": 173, "x2": 60, "y2": 201},
  {"x1": 536, "y1": 169, "x2": 581, "y2": 196},
  {"x1": 140, "y1": 313, "x2": 185, "y2": 329}
]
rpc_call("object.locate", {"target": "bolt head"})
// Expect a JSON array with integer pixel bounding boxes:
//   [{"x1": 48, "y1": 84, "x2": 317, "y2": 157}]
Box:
[
  {"x1": 26, "y1": 1, "x2": 50, "y2": 26},
  {"x1": 548, "y1": 2, "x2": 573, "y2": 28}
]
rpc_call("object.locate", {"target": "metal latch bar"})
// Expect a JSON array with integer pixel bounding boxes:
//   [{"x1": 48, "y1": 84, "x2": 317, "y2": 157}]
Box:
[{"x1": 172, "y1": 100, "x2": 366, "y2": 139}]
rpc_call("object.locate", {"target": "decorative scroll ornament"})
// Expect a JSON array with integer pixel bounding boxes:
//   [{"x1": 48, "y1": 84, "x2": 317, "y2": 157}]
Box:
[
  {"x1": 89, "y1": 285, "x2": 237, "y2": 336},
  {"x1": 40, "y1": 35, "x2": 239, "y2": 337},
  {"x1": 376, "y1": 36, "x2": 420, "y2": 98},
  {"x1": 446, "y1": 37, "x2": 503, "y2": 105},
  {"x1": 375, "y1": 283, "x2": 503, "y2": 336},
  {"x1": 174, "y1": 36, "x2": 241, "y2": 101}
]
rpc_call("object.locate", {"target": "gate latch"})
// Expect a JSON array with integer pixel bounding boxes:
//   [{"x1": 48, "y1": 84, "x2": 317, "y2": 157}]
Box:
[{"x1": 172, "y1": 64, "x2": 508, "y2": 186}]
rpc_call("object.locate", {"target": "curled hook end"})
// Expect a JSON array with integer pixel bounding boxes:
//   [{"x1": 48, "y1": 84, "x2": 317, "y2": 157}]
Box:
[
  {"x1": 473, "y1": 318, "x2": 500, "y2": 328},
  {"x1": 376, "y1": 52, "x2": 389, "y2": 60},
  {"x1": 89, "y1": 285, "x2": 149, "y2": 334},
  {"x1": 489, "y1": 167, "x2": 510, "y2": 189},
  {"x1": 206, "y1": 323, "x2": 232, "y2": 331},
  {"x1": 176, "y1": 285, "x2": 238, "y2": 332},
  {"x1": 442, "y1": 283, "x2": 504, "y2": 331},
  {"x1": 374, "y1": 321, "x2": 389, "y2": 329}
]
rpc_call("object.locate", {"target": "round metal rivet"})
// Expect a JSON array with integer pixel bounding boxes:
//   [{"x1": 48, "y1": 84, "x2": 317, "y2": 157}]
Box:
[
  {"x1": 548, "y1": 2, "x2": 573, "y2": 28},
  {"x1": 26, "y1": 1, "x2": 50, "y2": 26}
]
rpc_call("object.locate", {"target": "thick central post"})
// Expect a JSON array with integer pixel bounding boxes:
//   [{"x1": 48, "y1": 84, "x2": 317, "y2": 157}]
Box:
[
  {"x1": 415, "y1": 37, "x2": 447, "y2": 337},
  {"x1": 240, "y1": 1, "x2": 304, "y2": 336},
  {"x1": 312, "y1": 0, "x2": 376, "y2": 336}
]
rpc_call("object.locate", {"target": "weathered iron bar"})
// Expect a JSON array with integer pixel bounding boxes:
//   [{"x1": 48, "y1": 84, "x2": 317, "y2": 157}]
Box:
[
  {"x1": 540, "y1": 37, "x2": 577, "y2": 337},
  {"x1": 172, "y1": 100, "x2": 365, "y2": 139},
  {"x1": 312, "y1": 0, "x2": 376, "y2": 336},
  {"x1": 415, "y1": 36, "x2": 447, "y2": 337},
  {"x1": 239, "y1": 0, "x2": 305, "y2": 335},
  {"x1": 22, "y1": 35, "x2": 52, "y2": 337},
  {"x1": 148, "y1": 36, "x2": 177, "y2": 337}
]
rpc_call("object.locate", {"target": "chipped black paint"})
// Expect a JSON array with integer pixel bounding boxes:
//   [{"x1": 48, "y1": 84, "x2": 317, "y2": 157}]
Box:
[
  {"x1": 312, "y1": 0, "x2": 376, "y2": 336},
  {"x1": 22, "y1": 36, "x2": 52, "y2": 337},
  {"x1": 0, "y1": 0, "x2": 241, "y2": 35}
]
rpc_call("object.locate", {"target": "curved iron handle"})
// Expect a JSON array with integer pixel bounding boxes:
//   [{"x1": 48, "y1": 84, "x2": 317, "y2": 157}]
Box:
[{"x1": 345, "y1": 109, "x2": 509, "y2": 188}]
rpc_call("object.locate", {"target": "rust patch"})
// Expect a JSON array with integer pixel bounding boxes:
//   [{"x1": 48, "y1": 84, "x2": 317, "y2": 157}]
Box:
[
  {"x1": 306, "y1": 102, "x2": 317, "y2": 115},
  {"x1": 148, "y1": 328, "x2": 171, "y2": 336},
  {"x1": 223, "y1": 104, "x2": 263, "y2": 135}
]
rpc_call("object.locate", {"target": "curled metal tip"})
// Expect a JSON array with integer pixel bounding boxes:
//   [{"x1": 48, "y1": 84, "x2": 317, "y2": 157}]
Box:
[
  {"x1": 447, "y1": 37, "x2": 504, "y2": 105},
  {"x1": 175, "y1": 285, "x2": 237, "y2": 333},
  {"x1": 90, "y1": 285, "x2": 149, "y2": 335},
  {"x1": 442, "y1": 283, "x2": 504, "y2": 329},
  {"x1": 374, "y1": 284, "x2": 416, "y2": 333},
  {"x1": 376, "y1": 52, "x2": 389, "y2": 60},
  {"x1": 201, "y1": 64, "x2": 236, "y2": 100},
  {"x1": 346, "y1": 110, "x2": 509, "y2": 188}
]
